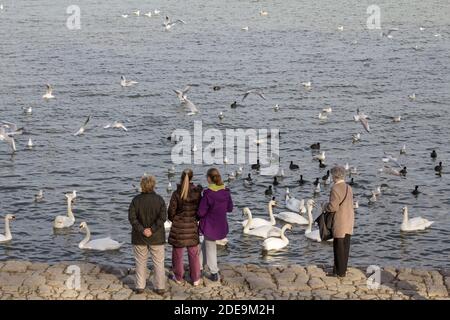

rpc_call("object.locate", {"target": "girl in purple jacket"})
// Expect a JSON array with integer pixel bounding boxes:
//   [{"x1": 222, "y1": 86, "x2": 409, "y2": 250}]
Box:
[{"x1": 198, "y1": 168, "x2": 233, "y2": 282}]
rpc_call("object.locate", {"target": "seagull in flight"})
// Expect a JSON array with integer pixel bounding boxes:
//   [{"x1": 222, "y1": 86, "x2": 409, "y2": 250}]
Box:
[
  {"x1": 182, "y1": 98, "x2": 199, "y2": 115},
  {"x1": 380, "y1": 28, "x2": 398, "y2": 38},
  {"x1": 382, "y1": 152, "x2": 403, "y2": 168},
  {"x1": 1, "y1": 121, "x2": 23, "y2": 136},
  {"x1": 242, "y1": 89, "x2": 266, "y2": 101},
  {"x1": 104, "y1": 121, "x2": 128, "y2": 131},
  {"x1": 163, "y1": 16, "x2": 186, "y2": 31},
  {"x1": 0, "y1": 127, "x2": 16, "y2": 153},
  {"x1": 74, "y1": 116, "x2": 91, "y2": 136},
  {"x1": 42, "y1": 84, "x2": 55, "y2": 100},
  {"x1": 120, "y1": 76, "x2": 138, "y2": 87},
  {"x1": 359, "y1": 116, "x2": 370, "y2": 133},
  {"x1": 174, "y1": 85, "x2": 191, "y2": 102}
]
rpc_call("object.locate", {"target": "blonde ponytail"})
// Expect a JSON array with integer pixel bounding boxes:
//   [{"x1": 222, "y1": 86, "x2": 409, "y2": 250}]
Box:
[{"x1": 180, "y1": 169, "x2": 193, "y2": 200}]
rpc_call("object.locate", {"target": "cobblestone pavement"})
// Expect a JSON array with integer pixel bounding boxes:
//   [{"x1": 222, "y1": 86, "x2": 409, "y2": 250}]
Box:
[{"x1": 0, "y1": 260, "x2": 448, "y2": 300}]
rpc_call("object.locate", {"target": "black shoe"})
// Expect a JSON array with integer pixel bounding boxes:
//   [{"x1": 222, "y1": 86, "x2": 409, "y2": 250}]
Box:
[
  {"x1": 153, "y1": 289, "x2": 166, "y2": 295},
  {"x1": 209, "y1": 273, "x2": 220, "y2": 282},
  {"x1": 135, "y1": 289, "x2": 145, "y2": 294}
]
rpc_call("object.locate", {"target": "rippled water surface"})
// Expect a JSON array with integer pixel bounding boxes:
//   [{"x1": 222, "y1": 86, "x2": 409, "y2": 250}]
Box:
[{"x1": 1, "y1": 0, "x2": 449, "y2": 269}]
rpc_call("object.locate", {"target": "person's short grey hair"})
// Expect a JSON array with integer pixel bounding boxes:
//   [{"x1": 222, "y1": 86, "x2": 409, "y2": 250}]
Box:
[{"x1": 330, "y1": 166, "x2": 346, "y2": 180}]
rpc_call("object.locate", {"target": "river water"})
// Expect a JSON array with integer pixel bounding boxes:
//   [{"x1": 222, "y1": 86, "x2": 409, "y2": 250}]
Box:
[{"x1": 0, "y1": 0, "x2": 449, "y2": 269}]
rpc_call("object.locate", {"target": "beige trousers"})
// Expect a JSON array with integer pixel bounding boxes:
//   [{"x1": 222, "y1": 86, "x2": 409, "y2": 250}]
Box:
[{"x1": 133, "y1": 244, "x2": 166, "y2": 290}]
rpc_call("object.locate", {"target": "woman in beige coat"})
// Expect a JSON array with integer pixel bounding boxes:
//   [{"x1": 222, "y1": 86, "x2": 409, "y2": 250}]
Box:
[{"x1": 324, "y1": 166, "x2": 355, "y2": 277}]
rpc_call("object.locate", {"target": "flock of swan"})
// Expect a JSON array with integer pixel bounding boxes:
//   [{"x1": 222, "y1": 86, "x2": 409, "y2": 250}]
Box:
[{"x1": 0, "y1": 4, "x2": 444, "y2": 261}]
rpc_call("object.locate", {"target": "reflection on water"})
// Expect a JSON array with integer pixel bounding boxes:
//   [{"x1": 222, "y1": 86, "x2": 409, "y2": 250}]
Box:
[{"x1": 0, "y1": 0, "x2": 449, "y2": 268}]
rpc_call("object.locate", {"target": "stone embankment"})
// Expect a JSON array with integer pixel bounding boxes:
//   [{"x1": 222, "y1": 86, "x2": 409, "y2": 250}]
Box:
[{"x1": 0, "y1": 260, "x2": 449, "y2": 300}]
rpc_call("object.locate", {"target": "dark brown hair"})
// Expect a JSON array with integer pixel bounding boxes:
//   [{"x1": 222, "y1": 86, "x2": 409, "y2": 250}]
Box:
[{"x1": 207, "y1": 168, "x2": 223, "y2": 186}]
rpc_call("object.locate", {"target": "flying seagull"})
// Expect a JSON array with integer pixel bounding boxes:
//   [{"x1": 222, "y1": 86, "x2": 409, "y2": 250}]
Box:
[
  {"x1": 104, "y1": 121, "x2": 128, "y2": 131},
  {"x1": 42, "y1": 84, "x2": 55, "y2": 100},
  {"x1": 74, "y1": 116, "x2": 91, "y2": 136},
  {"x1": 174, "y1": 85, "x2": 191, "y2": 102},
  {"x1": 359, "y1": 117, "x2": 370, "y2": 133},
  {"x1": 182, "y1": 98, "x2": 199, "y2": 115},
  {"x1": 120, "y1": 76, "x2": 138, "y2": 87},
  {"x1": 163, "y1": 16, "x2": 186, "y2": 31},
  {"x1": 0, "y1": 127, "x2": 16, "y2": 153},
  {"x1": 380, "y1": 28, "x2": 398, "y2": 38},
  {"x1": 242, "y1": 89, "x2": 266, "y2": 101},
  {"x1": 1, "y1": 121, "x2": 23, "y2": 136}
]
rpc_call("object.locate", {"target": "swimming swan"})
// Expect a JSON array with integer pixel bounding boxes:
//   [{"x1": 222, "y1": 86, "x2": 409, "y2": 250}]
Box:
[
  {"x1": 304, "y1": 200, "x2": 332, "y2": 242},
  {"x1": 53, "y1": 191, "x2": 77, "y2": 229},
  {"x1": 284, "y1": 188, "x2": 306, "y2": 213},
  {"x1": 400, "y1": 206, "x2": 434, "y2": 232},
  {"x1": 274, "y1": 191, "x2": 309, "y2": 225},
  {"x1": 262, "y1": 224, "x2": 292, "y2": 252},
  {"x1": 78, "y1": 222, "x2": 123, "y2": 251},
  {"x1": 0, "y1": 214, "x2": 15, "y2": 243},
  {"x1": 241, "y1": 199, "x2": 276, "y2": 229},
  {"x1": 243, "y1": 209, "x2": 281, "y2": 238}
]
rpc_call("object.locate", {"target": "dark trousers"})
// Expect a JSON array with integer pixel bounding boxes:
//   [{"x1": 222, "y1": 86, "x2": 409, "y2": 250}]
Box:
[{"x1": 333, "y1": 234, "x2": 351, "y2": 277}]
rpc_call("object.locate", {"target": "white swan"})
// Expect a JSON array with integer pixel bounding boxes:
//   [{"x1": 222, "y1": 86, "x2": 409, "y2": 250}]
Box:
[
  {"x1": 243, "y1": 209, "x2": 281, "y2": 238},
  {"x1": 314, "y1": 151, "x2": 326, "y2": 161},
  {"x1": 78, "y1": 222, "x2": 123, "y2": 251},
  {"x1": 284, "y1": 188, "x2": 306, "y2": 213},
  {"x1": 216, "y1": 238, "x2": 229, "y2": 246},
  {"x1": 274, "y1": 192, "x2": 308, "y2": 225},
  {"x1": 401, "y1": 206, "x2": 434, "y2": 232},
  {"x1": 0, "y1": 214, "x2": 15, "y2": 243},
  {"x1": 262, "y1": 224, "x2": 292, "y2": 252},
  {"x1": 199, "y1": 235, "x2": 229, "y2": 246},
  {"x1": 53, "y1": 191, "x2": 77, "y2": 229},
  {"x1": 304, "y1": 200, "x2": 332, "y2": 242},
  {"x1": 259, "y1": 166, "x2": 279, "y2": 176},
  {"x1": 274, "y1": 208, "x2": 308, "y2": 225},
  {"x1": 241, "y1": 200, "x2": 276, "y2": 229}
]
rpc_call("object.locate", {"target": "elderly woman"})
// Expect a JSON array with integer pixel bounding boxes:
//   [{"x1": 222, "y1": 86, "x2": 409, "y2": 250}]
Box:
[
  {"x1": 128, "y1": 175, "x2": 167, "y2": 294},
  {"x1": 324, "y1": 166, "x2": 355, "y2": 277}
]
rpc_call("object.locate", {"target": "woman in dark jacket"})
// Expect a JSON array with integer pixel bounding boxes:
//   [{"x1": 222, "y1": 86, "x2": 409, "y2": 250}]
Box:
[{"x1": 167, "y1": 169, "x2": 202, "y2": 286}]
